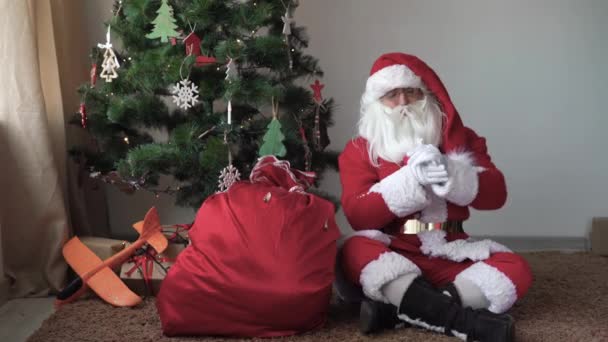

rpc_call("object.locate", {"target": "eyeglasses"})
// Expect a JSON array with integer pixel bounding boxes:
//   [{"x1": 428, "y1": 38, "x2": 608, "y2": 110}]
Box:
[{"x1": 381, "y1": 87, "x2": 424, "y2": 102}]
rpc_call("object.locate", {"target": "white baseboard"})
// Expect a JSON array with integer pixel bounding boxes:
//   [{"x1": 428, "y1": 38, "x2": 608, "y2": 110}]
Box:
[{"x1": 473, "y1": 235, "x2": 589, "y2": 252}]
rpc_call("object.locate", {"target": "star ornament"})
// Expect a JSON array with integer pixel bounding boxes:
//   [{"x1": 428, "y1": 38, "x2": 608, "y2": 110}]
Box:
[{"x1": 310, "y1": 79, "x2": 324, "y2": 103}]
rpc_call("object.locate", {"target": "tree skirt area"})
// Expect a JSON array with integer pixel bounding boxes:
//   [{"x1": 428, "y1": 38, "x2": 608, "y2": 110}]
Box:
[{"x1": 28, "y1": 252, "x2": 608, "y2": 342}]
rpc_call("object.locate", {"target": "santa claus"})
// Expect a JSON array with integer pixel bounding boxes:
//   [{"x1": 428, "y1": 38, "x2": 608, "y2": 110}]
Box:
[{"x1": 338, "y1": 53, "x2": 532, "y2": 341}]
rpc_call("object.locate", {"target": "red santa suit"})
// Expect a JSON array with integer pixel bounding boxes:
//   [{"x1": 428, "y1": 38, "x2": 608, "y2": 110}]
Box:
[{"x1": 338, "y1": 53, "x2": 532, "y2": 314}]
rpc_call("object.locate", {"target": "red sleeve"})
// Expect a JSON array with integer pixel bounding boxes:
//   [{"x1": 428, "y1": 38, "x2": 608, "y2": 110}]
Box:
[
  {"x1": 338, "y1": 139, "x2": 399, "y2": 231},
  {"x1": 465, "y1": 128, "x2": 508, "y2": 210}
]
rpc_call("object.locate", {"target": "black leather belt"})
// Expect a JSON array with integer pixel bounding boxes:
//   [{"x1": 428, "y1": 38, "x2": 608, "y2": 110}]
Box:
[{"x1": 439, "y1": 220, "x2": 464, "y2": 234}]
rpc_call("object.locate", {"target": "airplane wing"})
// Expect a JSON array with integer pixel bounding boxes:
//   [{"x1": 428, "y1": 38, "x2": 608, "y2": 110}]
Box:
[
  {"x1": 132, "y1": 220, "x2": 167, "y2": 253},
  {"x1": 62, "y1": 236, "x2": 142, "y2": 307}
]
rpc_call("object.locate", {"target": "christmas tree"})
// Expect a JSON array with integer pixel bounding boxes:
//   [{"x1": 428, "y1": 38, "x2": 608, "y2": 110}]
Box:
[{"x1": 70, "y1": 0, "x2": 337, "y2": 208}]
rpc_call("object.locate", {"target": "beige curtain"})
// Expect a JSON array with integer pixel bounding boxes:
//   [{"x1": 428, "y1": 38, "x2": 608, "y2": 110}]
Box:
[{"x1": 0, "y1": 0, "x2": 109, "y2": 304}]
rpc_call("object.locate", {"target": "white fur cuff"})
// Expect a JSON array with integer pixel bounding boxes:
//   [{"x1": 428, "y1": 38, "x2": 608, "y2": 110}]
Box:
[
  {"x1": 360, "y1": 252, "x2": 421, "y2": 303},
  {"x1": 369, "y1": 166, "x2": 430, "y2": 217},
  {"x1": 432, "y1": 152, "x2": 484, "y2": 206},
  {"x1": 455, "y1": 262, "x2": 518, "y2": 314},
  {"x1": 419, "y1": 191, "x2": 447, "y2": 224}
]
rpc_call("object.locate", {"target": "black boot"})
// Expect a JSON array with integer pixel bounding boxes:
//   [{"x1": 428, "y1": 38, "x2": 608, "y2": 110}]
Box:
[
  {"x1": 359, "y1": 299, "x2": 407, "y2": 334},
  {"x1": 398, "y1": 277, "x2": 515, "y2": 342},
  {"x1": 358, "y1": 282, "x2": 462, "y2": 335}
]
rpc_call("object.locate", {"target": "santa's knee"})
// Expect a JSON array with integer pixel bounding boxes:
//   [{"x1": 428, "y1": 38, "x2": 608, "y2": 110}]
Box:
[
  {"x1": 340, "y1": 235, "x2": 392, "y2": 285},
  {"x1": 486, "y1": 252, "x2": 533, "y2": 299},
  {"x1": 455, "y1": 252, "x2": 533, "y2": 313}
]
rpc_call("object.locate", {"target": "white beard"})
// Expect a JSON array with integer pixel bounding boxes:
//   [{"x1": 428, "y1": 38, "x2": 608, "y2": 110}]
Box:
[{"x1": 357, "y1": 95, "x2": 444, "y2": 166}]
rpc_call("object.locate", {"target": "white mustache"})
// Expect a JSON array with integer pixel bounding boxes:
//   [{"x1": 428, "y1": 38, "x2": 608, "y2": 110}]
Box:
[{"x1": 384, "y1": 97, "x2": 428, "y2": 119}]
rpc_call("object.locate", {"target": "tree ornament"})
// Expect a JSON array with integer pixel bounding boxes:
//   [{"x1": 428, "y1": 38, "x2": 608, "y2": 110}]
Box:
[
  {"x1": 281, "y1": 9, "x2": 293, "y2": 36},
  {"x1": 196, "y1": 55, "x2": 217, "y2": 66},
  {"x1": 183, "y1": 32, "x2": 202, "y2": 56},
  {"x1": 146, "y1": 0, "x2": 180, "y2": 43},
  {"x1": 310, "y1": 79, "x2": 326, "y2": 151},
  {"x1": 90, "y1": 63, "x2": 97, "y2": 87},
  {"x1": 79, "y1": 102, "x2": 87, "y2": 128},
  {"x1": 98, "y1": 26, "x2": 120, "y2": 82},
  {"x1": 171, "y1": 79, "x2": 199, "y2": 110},
  {"x1": 217, "y1": 164, "x2": 241, "y2": 192},
  {"x1": 310, "y1": 79, "x2": 324, "y2": 103},
  {"x1": 182, "y1": 31, "x2": 217, "y2": 66},
  {"x1": 259, "y1": 98, "x2": 287, "y2": 157},
  {"x1": 296, "y1": 118, "x2": 312, "y2": 171},
  {"x1": 225, "y1": 58, "x2": 238, "y2": 81}
]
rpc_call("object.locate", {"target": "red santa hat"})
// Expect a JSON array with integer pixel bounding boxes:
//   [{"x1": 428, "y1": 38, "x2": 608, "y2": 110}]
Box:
[{"x1": 361, "y1": 52, "x2": 468, "y2": 153}]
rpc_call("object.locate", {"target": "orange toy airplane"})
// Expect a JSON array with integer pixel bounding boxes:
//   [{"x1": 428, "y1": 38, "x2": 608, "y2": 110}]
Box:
[{"x1": 56, "y1": 207, "x2": 168, "y2": 308}]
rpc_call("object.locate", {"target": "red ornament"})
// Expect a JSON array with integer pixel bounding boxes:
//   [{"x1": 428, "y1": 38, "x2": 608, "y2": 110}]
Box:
[
  {"x1": 195, "y1": 55, "x2": 217, "y2": 66},
  {"x1": 183, "y1": 32, "x2": 202, "y2": 57},
  {"x1": 79, "y1": 103, "x2": 87, "y2": 128},
  {"x1": 90, "y1": 63, "x2": 97, "y2": 88},
  {"x1": 310, "y1": 79, "x2": 324, "y2": 103}
]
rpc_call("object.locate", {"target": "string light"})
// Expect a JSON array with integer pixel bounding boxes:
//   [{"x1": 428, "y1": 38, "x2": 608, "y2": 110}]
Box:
[{"x1": 124, "y1": 137, "x2": 130, "y2": 144}]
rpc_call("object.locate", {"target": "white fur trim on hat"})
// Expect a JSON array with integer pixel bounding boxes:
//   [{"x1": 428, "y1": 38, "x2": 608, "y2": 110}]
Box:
[
  {"x1": 361, "y1": 64, "x2": 423, "y2": 107},
  {"x1": 360, "y1": 252, "x2": 421, "y2": 303},
  {"x1": 455, "y1": 262, "x2": 518, "y2": 314},
  {"x1": 369, "y1": 166, "x2": 430, "y2": 218},
  {"x1": 418, "y1": 230, "x2": 512, "y2": 262},
  {"x1": 432, "y1": 152, "x2": 485, "y2": 206}
]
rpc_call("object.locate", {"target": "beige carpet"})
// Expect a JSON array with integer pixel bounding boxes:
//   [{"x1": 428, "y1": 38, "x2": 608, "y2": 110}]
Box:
[{"x1": 28, "y1": 252, "x2": 608, "y2": 342}]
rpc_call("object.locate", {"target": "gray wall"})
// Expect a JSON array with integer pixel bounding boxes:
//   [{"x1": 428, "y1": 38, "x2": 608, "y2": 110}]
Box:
[{"x1": 85, "y1": 1, "x2": 608, "y2": 239}]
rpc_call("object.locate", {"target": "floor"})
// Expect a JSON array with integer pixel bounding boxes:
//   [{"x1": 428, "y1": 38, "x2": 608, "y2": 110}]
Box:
[{"x1": 0, "y1": 297, "x2": 54, "y2": 342}]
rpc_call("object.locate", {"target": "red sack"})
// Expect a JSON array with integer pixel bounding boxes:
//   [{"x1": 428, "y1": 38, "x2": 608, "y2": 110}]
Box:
[{"x1": 156, "y1": 156, "x2": 340, "y2": 337}]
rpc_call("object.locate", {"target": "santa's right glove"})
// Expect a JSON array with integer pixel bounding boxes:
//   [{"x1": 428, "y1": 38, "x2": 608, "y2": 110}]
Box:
[{"x1": 406, "y1": 144, "x2": 448, "y2": 186}]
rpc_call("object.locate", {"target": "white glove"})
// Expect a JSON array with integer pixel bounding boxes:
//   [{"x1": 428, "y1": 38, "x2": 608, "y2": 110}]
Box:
[{"x1": 407, "y1": 144, "x2": 447, "y2": 185}]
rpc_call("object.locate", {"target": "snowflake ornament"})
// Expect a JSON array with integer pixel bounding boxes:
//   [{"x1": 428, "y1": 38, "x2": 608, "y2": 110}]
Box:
[
  {"x1": 171, "y1": 78, "x2": 199, "y2": 109},
  {"x1": 218, "y1": 164, "x2": 241, "y2": 192}
]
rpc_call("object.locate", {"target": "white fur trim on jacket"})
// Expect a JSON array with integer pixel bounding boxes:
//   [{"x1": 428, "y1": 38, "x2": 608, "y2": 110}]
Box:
[
  {"x1": 360, "y1": 252, "x2": 421, "y2": 303},
  {"x1": 419, "y1": 191, "x2": 447, "y2": 223},
  {"x1": 369, "y1": 166, "x2": 430, "y2": 218},
  {"x1": 418, "y1": 230, "x2": 512, "y2": 262},
  {"x1": 349, "y1": 229, "x2": 392, "y2": 245},
  {"x1": 432, "y1": 152, "x2": 485, "y2": 206},
  {"x1": 455, "y1": 262, "x2": 518, "y2": 314},
  {"x1": 361, "y1": 64, "x2": 423, "y2": 107}
]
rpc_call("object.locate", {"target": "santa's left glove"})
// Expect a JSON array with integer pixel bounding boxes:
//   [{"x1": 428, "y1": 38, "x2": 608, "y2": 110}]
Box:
[{"x1": 431, "y1": 153, "x2": 482, "y2": 206}]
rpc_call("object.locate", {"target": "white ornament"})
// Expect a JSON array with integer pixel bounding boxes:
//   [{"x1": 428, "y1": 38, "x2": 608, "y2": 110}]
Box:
[
  {"x1": 98, "y1": 26, "x2": 120, "y2": 82},
  {"x1": 218, "y1": 164, "x2": 241, "y2": 192},
  {"x1": 171, "y1": 78, "x2": 199, "y2": 109},
  {"x1": 225, "y1": 58, "x2": 238, "y2": 81},
  {"x1": 281, "y1": 9, "x2": 293, "y2": 35}
]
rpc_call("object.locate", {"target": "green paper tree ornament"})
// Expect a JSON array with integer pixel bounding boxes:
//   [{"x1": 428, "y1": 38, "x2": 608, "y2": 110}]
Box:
[
  {"x1": 146, "y1": 0, "x2": 180, "y2": 43},
  {"x1": 259, "y1": 118, "x2": 287, "y2": 157}
]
